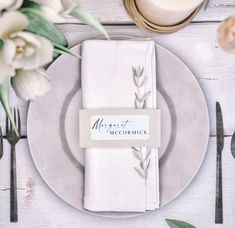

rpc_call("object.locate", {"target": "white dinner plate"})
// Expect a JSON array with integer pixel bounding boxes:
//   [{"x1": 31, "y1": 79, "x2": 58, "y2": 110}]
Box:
[{"x1": 27, "y1": 38, "x2": 209, "y2": 218}]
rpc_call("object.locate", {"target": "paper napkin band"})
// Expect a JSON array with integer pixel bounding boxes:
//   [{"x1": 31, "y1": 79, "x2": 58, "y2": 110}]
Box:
[{"x1": 79, "y1": 109, "x2": 161, "y2": 148}]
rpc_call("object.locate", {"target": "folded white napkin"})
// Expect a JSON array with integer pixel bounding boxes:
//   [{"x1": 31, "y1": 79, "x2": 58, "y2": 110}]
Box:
[{"x1": 81, "y1": 39, "x2": 159, "y2": 212}]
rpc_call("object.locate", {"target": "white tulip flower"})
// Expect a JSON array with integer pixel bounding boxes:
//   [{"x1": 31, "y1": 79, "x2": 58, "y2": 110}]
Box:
[
  {"x1": 0, "y1": 0, "x2": 23, "y2": 12},
  {"x1": 11, "y1": 68, "x2": 50, "y2": 100},
  {"x1": 0, "y1": 50, "x2": 15, "y2": 82},
  {"x1": 38, "y1": 0, "x2": 79, "y2": 23},
  {"x1": 0, "y1": 11, "x2": 53, "y2": 83}
]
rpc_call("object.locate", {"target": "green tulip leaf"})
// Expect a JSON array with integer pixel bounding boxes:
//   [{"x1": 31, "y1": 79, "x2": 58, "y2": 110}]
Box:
[
  {"x1": 166, "y1": 219, "x2": 196, "y2": 228},
  {"x1": 0, "y1": 39, "x2": 3, "y2": 49},
  {"x1": 21, "y1": 0, "x2": 40, "y2": 11},
  {"x1": 70, "y1": 8, "x2": 109, "y2": 40},
  {"x1": 53, "y1": 43, "x2": 81, "y2": 58},
  {"x1": 0, "y1": 79, "x2": 18, "y2": 136},
  {"x1": 21, "y1": 10, "x2": 68, "y2": 48}
]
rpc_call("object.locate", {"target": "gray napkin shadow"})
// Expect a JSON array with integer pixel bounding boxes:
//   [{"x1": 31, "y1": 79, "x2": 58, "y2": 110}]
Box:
[
  {"x1": 157, "y1": 78, "x2": 177, "y2": 165},
  {"x1": 158, "y1": 83, "x2": 177, "y2": 165},
  {"x1": 59, "y1": 77, "x2": 85, "y2": 173}
]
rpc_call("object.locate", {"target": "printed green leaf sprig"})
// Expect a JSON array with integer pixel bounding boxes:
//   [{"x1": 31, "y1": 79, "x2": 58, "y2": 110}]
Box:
[
  {"x1": 132, "y1": 66, "x2": 152, "y2": 181},
  {"x1": 0, "y1": 0, "x2": 109, "y2": 134}
]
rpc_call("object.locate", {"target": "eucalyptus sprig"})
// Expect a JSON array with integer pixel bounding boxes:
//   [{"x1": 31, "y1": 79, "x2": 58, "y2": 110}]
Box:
[{"x1": 166, "y1": 219, "x2": 196, "y2": 228}]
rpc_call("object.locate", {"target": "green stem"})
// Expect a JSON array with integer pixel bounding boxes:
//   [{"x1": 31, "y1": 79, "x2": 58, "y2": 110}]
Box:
[{"x1": 0, "y1": 79, "x2": 18, "y2": 136}]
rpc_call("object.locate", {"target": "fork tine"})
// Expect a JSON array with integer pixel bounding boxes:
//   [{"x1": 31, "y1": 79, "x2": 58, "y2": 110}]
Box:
[
  {"x1": 17, "y1": 108, "x2": 21, "y2": 136},
  {"x1": 13, "y1": 108, "x2": 17, "y2": 132},
  {"x1": 9, "y1": 108, "x2": 13, "y2": 132},
  {"x1": 0, "y1": 126, "x2": 3, "y2": 159},
  {"x1": 6, "y1": 113, "x2": 9, "y2": 134}
]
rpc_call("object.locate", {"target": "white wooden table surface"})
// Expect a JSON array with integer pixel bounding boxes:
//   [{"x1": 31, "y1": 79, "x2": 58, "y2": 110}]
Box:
[{"x1": 1, "y1": 1, "x2": 235, "y2": 227}]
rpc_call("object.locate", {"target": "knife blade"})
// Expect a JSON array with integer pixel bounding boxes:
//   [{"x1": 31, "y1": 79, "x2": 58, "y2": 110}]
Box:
[
  {"x1": 216, "y1": 102, "x2": 224, "y2": 154},
  {"x1": 215, "y1": 102, "x2": 224, "y2": 224},
  {"x1": 0, "y1": 126, "x2": 3, "y2": 160}
]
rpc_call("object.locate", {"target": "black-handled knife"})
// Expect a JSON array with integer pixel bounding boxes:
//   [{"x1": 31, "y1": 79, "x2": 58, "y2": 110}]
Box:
[{"x1": 215, "y1": 102, "x2": 224, "y2": 224}]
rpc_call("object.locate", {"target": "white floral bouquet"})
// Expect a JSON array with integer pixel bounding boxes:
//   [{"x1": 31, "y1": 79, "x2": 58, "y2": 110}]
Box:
[{"x1": 0, "y1": 0, "x2": 108, "y2": 133}]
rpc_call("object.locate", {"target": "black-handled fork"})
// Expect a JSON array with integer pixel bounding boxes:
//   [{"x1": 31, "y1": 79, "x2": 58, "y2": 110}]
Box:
[{"x1": 6, "y1": 108, "x2": 21, "y2": 222}]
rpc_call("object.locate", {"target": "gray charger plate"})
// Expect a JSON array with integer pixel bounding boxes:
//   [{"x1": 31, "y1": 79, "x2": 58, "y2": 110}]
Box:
[{"x1": 27, "y1": 39, "x2": 209, "y2": 218}]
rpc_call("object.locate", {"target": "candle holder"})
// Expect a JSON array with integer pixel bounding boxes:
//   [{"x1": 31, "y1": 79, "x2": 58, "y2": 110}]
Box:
[{"x1": 123, "y1": 0, "x2": 206, "y2": 34}]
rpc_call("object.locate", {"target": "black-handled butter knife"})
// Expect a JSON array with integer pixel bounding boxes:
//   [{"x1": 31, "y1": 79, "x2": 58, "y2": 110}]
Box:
[{"x1": 215, "y1": 102, "x2": 224, "y2": 224}]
